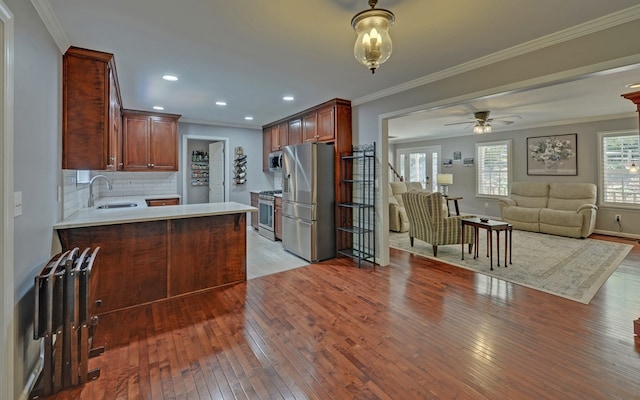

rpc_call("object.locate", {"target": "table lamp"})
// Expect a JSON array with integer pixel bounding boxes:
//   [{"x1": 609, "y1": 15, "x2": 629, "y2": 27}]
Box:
[{"x1": 437, "y1": 173, "x2": 453, "y2": 197}]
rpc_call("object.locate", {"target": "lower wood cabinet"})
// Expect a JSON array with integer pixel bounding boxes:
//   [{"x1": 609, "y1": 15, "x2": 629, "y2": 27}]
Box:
[
  {"x1": 146, "y1": 198, "x2": 180, "y2": 207},
  {"x1": 275, "y1": 196, "x2": 282, "y2": 240}
]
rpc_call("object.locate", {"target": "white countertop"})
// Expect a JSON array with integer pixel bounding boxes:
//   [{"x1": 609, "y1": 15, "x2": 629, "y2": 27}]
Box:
[{"x1": 54, "y1": 197, "x2": 257, "y2": 229}]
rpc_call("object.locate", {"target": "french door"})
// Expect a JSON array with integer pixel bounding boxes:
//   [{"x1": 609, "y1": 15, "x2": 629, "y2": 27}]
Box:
[{"x1": 396, "y1": 146, "x2": 440, "y2": 192}]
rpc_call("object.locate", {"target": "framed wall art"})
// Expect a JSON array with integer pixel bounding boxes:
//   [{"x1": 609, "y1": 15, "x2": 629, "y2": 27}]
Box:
[{"x1": 526, "y1": 133, "x2": 577, "y2": 176}]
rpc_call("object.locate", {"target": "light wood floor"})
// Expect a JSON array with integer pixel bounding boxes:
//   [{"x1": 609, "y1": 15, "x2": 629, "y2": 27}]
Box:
[
  {"x1": 246, "y1": 229, "x2": 309, "y2": 280},
  {"x1": 48, "y1": 234, "x2": 640, "y2": 399}
]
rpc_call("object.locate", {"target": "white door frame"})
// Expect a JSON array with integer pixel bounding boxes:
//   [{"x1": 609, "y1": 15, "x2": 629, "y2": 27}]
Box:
[
  {"x1": 0, "y1": 2, "x2": 14, "y2": 399},
  {"x1": 395, "y1": 145, "x2": 442, "y2": 191},
  {"x1": 182, "y1": 134, "x2": 229, "y2": 204}
]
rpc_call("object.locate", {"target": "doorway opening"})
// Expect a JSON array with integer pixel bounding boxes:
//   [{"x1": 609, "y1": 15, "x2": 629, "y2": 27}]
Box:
[{"x1": 181, "y1": 135, "x2": 229, "y2": 205}]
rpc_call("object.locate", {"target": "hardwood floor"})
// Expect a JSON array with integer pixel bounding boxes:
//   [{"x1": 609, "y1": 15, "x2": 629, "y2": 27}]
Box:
[{"x1": 48, "y1": 235, "x2": 640, "y2": 399}]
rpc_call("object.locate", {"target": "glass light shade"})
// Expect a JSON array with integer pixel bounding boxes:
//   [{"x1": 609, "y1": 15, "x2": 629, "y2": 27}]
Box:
[
  {"x1": 630, "y1": 162, "x2": 639, "y2": 173},
  {"x1": 473, "y1": 123, "x2": 492, "y2": 134},
  {"x1": 352, "y1": 6, "x2": 394, "y2": 74},
  {"x1": 437, "y1": 174, "x2": 453, "y2": 185}
]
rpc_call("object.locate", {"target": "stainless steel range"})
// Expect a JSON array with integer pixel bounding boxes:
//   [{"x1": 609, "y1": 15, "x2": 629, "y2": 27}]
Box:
[{"x1": 258, "y1": 189, "x2": 282, "y2": 240}]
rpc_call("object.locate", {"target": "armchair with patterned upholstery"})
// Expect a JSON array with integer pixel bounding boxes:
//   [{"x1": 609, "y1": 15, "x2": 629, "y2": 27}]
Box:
[{"x1": 402, "y1": 191, "x2": 475, "y2": 257}]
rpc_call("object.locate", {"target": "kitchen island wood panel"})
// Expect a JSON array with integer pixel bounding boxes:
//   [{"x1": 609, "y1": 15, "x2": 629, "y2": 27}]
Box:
[
  {"x1": 169, "y1": 215, "x2": 246, "y2": 296},
  {"x1": 56, "y1": 206, "x2": 252, "y2": 315},
  {"x1": 57, "y1": 221, "x2": 168, "y2": 314}
]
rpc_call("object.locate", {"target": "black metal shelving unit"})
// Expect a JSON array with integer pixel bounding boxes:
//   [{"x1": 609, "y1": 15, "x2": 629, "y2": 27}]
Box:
[{"x1": 337, "y1": 142, "x2": 376, "y2": 268}]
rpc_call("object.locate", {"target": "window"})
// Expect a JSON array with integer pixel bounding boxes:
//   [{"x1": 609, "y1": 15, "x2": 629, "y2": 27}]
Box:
[
  {"x1": 476, "y1": 140, "x2": 511, "y2": 197},
  {"x1": 599, "y1": 131, "x2": 640, "y2": 207}
]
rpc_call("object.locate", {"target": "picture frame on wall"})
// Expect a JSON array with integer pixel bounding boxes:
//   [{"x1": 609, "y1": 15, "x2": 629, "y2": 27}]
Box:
[
  {"x1": 443, "y1": 159, "x2": 453, "y2": 168},
  {"x1": 463, "y1": 158, "x2": 474, "y2": 167},
  {"x1": 526, "y1": 133, "x2": 577, "y2": 176},
  {"x1": 453, "y1": 151, "x2": 462, "y2": 161}
]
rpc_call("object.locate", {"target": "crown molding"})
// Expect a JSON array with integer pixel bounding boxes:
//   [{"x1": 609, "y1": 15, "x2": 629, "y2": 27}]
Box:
[
  {"x1": 353, "y1": 5, "x2": 640, "y2": 106},
  {"x1": 179, "y1": 117, "x2": 261, "y2": 131},
  {"x1": 31, "y1": 0, "x2": 69, "y2": 53}
]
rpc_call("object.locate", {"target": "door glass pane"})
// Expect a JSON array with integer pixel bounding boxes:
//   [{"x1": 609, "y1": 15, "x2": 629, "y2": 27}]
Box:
[
  {"x1": 399, "y1": 154, "x2": 405, "y2": 180},
  {"x1": 409, "y1": 153, "x2": 427, "y2": 187}
]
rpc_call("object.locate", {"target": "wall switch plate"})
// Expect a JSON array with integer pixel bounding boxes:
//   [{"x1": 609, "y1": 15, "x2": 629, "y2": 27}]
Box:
[{"x1": 14, "y1": 191, "x2": 23, "y2": 217}]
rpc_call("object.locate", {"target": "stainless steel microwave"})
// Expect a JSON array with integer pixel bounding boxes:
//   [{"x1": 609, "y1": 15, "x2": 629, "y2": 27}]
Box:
[{"x1": 268, "y1": 151, "x2": 282, "y2": 172}]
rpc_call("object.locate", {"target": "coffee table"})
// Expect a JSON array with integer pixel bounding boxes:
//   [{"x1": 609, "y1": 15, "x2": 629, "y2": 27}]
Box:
[{"x1": 461, "y1": 218, "x2": 513, "y2": 270}]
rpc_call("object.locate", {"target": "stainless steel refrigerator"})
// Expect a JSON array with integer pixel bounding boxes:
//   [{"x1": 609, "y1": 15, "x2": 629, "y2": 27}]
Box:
[{"x1": 282, "y1": 142, "x2": 335, "y2": 262}]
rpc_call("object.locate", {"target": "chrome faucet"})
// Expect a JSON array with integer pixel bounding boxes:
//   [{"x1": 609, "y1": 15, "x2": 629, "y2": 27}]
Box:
[{"x1": 88, "y1": 175, "x2": 113, "y2": 208}]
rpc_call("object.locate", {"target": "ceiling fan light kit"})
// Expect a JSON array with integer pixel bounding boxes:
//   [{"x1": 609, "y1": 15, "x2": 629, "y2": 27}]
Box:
[
  {"x1": 351, "y1": 0, "x2": 395, "y2": 74},
  {"x1": 446, "y1": 110, "x2": 519, "y2": 134}
]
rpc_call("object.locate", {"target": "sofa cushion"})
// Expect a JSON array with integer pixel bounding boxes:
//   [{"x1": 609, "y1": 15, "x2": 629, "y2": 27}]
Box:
[
  {"x1": 547, "y1": 183, "x2": 597, "y2": 211},
  {"x1": 510, "y1": 182, "x2": 549, "y2": 208},
  {"x1": 540, "y1": 208, "x2": 584, "y2": 238},
  {"x1": 405, "y1": 182, "x2": 424, "y2": 191}
]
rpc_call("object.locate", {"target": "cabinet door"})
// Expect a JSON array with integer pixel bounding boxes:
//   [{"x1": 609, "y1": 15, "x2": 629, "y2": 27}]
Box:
[
  {"x1": 279, "y1": 122, "x2": 289, "y2": 149},
  {"x1": 274, "y1": 197, "x2": 282, "y2": 240},
  {"x1": 270, "y1": 125, "x2": 280, "y2": 151},
  {"x1": 288, "y1": 119, "x2": 302, "y2": 145},
  {"x1": 316, "y1": 106, "x2": 335, "y2": 142},
  {"x1": 263, "y1": 129, "x2": 271, "y2": 171},
  {"x1": 150, "y1": 117, "x2": 178, "y2": 170},
  {"x1": 303, "y1": 112, "x2": 318, "y2": 142},
  {"x1": 108, "y1": 68, "x2": 122, "y2": 170},
  {"x1": 63, "y1": 48, "x2": 113, "y2": 170},
  {"x1": 122, "y1": 114, "x2": 150, "y2": 170}
]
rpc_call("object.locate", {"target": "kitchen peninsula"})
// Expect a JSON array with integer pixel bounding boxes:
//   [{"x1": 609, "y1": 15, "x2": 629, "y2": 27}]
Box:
[{"x1": 54, "y1": 201, "x2": 257, "y2": 314}]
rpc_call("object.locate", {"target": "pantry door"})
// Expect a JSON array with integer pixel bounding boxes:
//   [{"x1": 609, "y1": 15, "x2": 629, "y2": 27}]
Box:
[{"x1": 209, "y1": 142, "x2": 225, "y2": 203}]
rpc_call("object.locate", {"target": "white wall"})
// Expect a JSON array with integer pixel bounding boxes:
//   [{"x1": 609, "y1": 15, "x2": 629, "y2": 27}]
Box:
[
  {"x1": 179, "y1": 122, "x2": 273, "y2": 206},
  {"x1": 8, "y1": 0, "x2": 61, "y2": 394}
]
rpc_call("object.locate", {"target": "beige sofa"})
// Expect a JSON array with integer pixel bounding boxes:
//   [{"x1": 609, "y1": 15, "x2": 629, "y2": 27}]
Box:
[
  {"x1": 389, "y1": 181, "x2": 424, "y2": 232},
  {"x1": 498, "y1": 182, "x2": 598, "y2": 238}
]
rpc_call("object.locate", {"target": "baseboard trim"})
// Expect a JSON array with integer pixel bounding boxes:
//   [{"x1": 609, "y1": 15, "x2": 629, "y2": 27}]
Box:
[
  {"x1": 593, "y1": 229, "x2": 640, "y2": 240},
  {"x1": 18, "y1": 344, "x2": 43, "y2": 400}
]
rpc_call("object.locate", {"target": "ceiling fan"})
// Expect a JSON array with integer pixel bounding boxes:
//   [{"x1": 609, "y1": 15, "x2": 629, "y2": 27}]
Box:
[{"x1": 445, "y1": 111, "x2": 521, "y2": 134}]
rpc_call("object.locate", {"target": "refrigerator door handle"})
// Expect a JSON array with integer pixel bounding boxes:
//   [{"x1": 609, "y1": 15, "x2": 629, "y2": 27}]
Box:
[{"x1": 283, "y1": 174, "x2": 290, "y2": 193}]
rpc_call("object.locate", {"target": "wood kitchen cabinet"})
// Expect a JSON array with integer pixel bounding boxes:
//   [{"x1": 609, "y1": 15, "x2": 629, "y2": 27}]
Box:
[
  {"x1": 122, "y1": 109, "x2": 181, "y2": 171},
  {"x1": 274, "y1": 196, "x2": 282, "y2": 240},
  {"x1": 63, "y1": 46, "x2": 123, "y2": 170},
  {"x1": 146, "y1": 198, "x2": 180, "y2": 207},
  {"x1": 250, "y1": 192, "x2": 259, "y2": 229},
  {"x1": 263, "y1": 129, "x2": 272, "y2": 171},
  {"x1": 288, "y1": 118, "x2": 302, "y2": 145}
]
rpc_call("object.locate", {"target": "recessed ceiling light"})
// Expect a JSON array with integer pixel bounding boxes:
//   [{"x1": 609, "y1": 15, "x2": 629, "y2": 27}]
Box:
[
  {"x1": 162, "y1": 74, "x2": 178, "y2": 81},
  {"x1": 153, "y1": 106, "x2": 165, "y2": 110},
  {"x1": 215, "y1": 101, "x2": 227, "y2": 106},
  {"x1": 244, "y1": 116, "x2": 254, "y2": 121},
  {"x1": 283, "y1": 96, "x2": 294, "y2": 101},
  {"x1": 625, "y1": 82, "x2": 640, "y2": 89}
]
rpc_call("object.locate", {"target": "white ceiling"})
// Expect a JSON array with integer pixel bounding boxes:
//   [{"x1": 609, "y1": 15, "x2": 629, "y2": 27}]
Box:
[{"x1": 42, "y1": 0, "x2": 640, "y2": 139}]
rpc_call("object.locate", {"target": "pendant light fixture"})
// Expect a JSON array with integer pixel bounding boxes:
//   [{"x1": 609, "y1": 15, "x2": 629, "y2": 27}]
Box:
[{"x1": 351, "y1": 0, "x2": 395, "y2": 74}]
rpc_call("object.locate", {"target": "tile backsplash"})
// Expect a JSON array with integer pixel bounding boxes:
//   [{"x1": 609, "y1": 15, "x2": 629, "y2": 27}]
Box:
[{"x1": 62, "y1": 170, "x2": 178, "y2": 218}]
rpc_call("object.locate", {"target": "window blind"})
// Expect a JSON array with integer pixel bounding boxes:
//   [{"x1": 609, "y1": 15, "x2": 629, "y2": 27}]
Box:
[
  {"x1": 601, "y1": 133, "x2": 640, "y2": 205},
  {"x1": 477, "y1": 142, "x2": 510, "y2": 197}
]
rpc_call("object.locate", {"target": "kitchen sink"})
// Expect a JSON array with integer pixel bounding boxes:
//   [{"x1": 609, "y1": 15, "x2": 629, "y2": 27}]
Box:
[{"x1": 96, "y1": 202, "x2": 138, "y2": 209}]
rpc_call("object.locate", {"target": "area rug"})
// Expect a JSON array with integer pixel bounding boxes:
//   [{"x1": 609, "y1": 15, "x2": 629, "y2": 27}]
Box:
[{"x1": 389, "y1": 230, "x2": 632, "y2": 304}]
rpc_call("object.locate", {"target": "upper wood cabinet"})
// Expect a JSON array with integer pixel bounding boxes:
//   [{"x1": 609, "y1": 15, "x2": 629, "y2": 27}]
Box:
[
  {"x1": 278, "y1": 122, "x2": 289, "y2": 149},
  {"x1": 122, "y1": 110, "x2": 181, "y2": 171},
  {"x1": 63, "y1": 46, "x2": 123, "y2": 170},
  {"x1": 288, "y1": 118, "x2": 302, "y2": 145},
  {"x1": 262, "y1": 128, "x2": 272, "y2": 171}
]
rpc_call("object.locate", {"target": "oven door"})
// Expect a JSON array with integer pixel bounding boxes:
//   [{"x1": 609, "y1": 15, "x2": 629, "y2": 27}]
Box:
[{"x1": 258, "y1": 199, "x2": 274, "y2": 231}]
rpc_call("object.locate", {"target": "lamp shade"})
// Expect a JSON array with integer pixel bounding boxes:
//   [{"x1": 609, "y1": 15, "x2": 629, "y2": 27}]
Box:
[
  {"x1": 351, "y1": 1, "x2": 395, "y2": 74},
  {"x1": 437, "y1": 174, "x2": 453, "y2": 185}
]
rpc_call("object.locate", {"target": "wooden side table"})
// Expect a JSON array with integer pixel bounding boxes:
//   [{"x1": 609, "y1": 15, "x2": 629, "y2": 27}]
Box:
[
  {"x1": 461, "y1": 218, "x2": 512, "y2": 270},
  {"x1": 444, "y1": 196, "x2": 462, "y2": 216}
]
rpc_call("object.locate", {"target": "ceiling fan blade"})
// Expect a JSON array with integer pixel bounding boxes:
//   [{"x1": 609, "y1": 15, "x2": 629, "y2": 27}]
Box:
[
  {"x1": 444, "y1": 121, "x2": 475, "y2": 126},
  {"x1": 492, "y1": 120, "x2": 514, "y2": 125}
]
